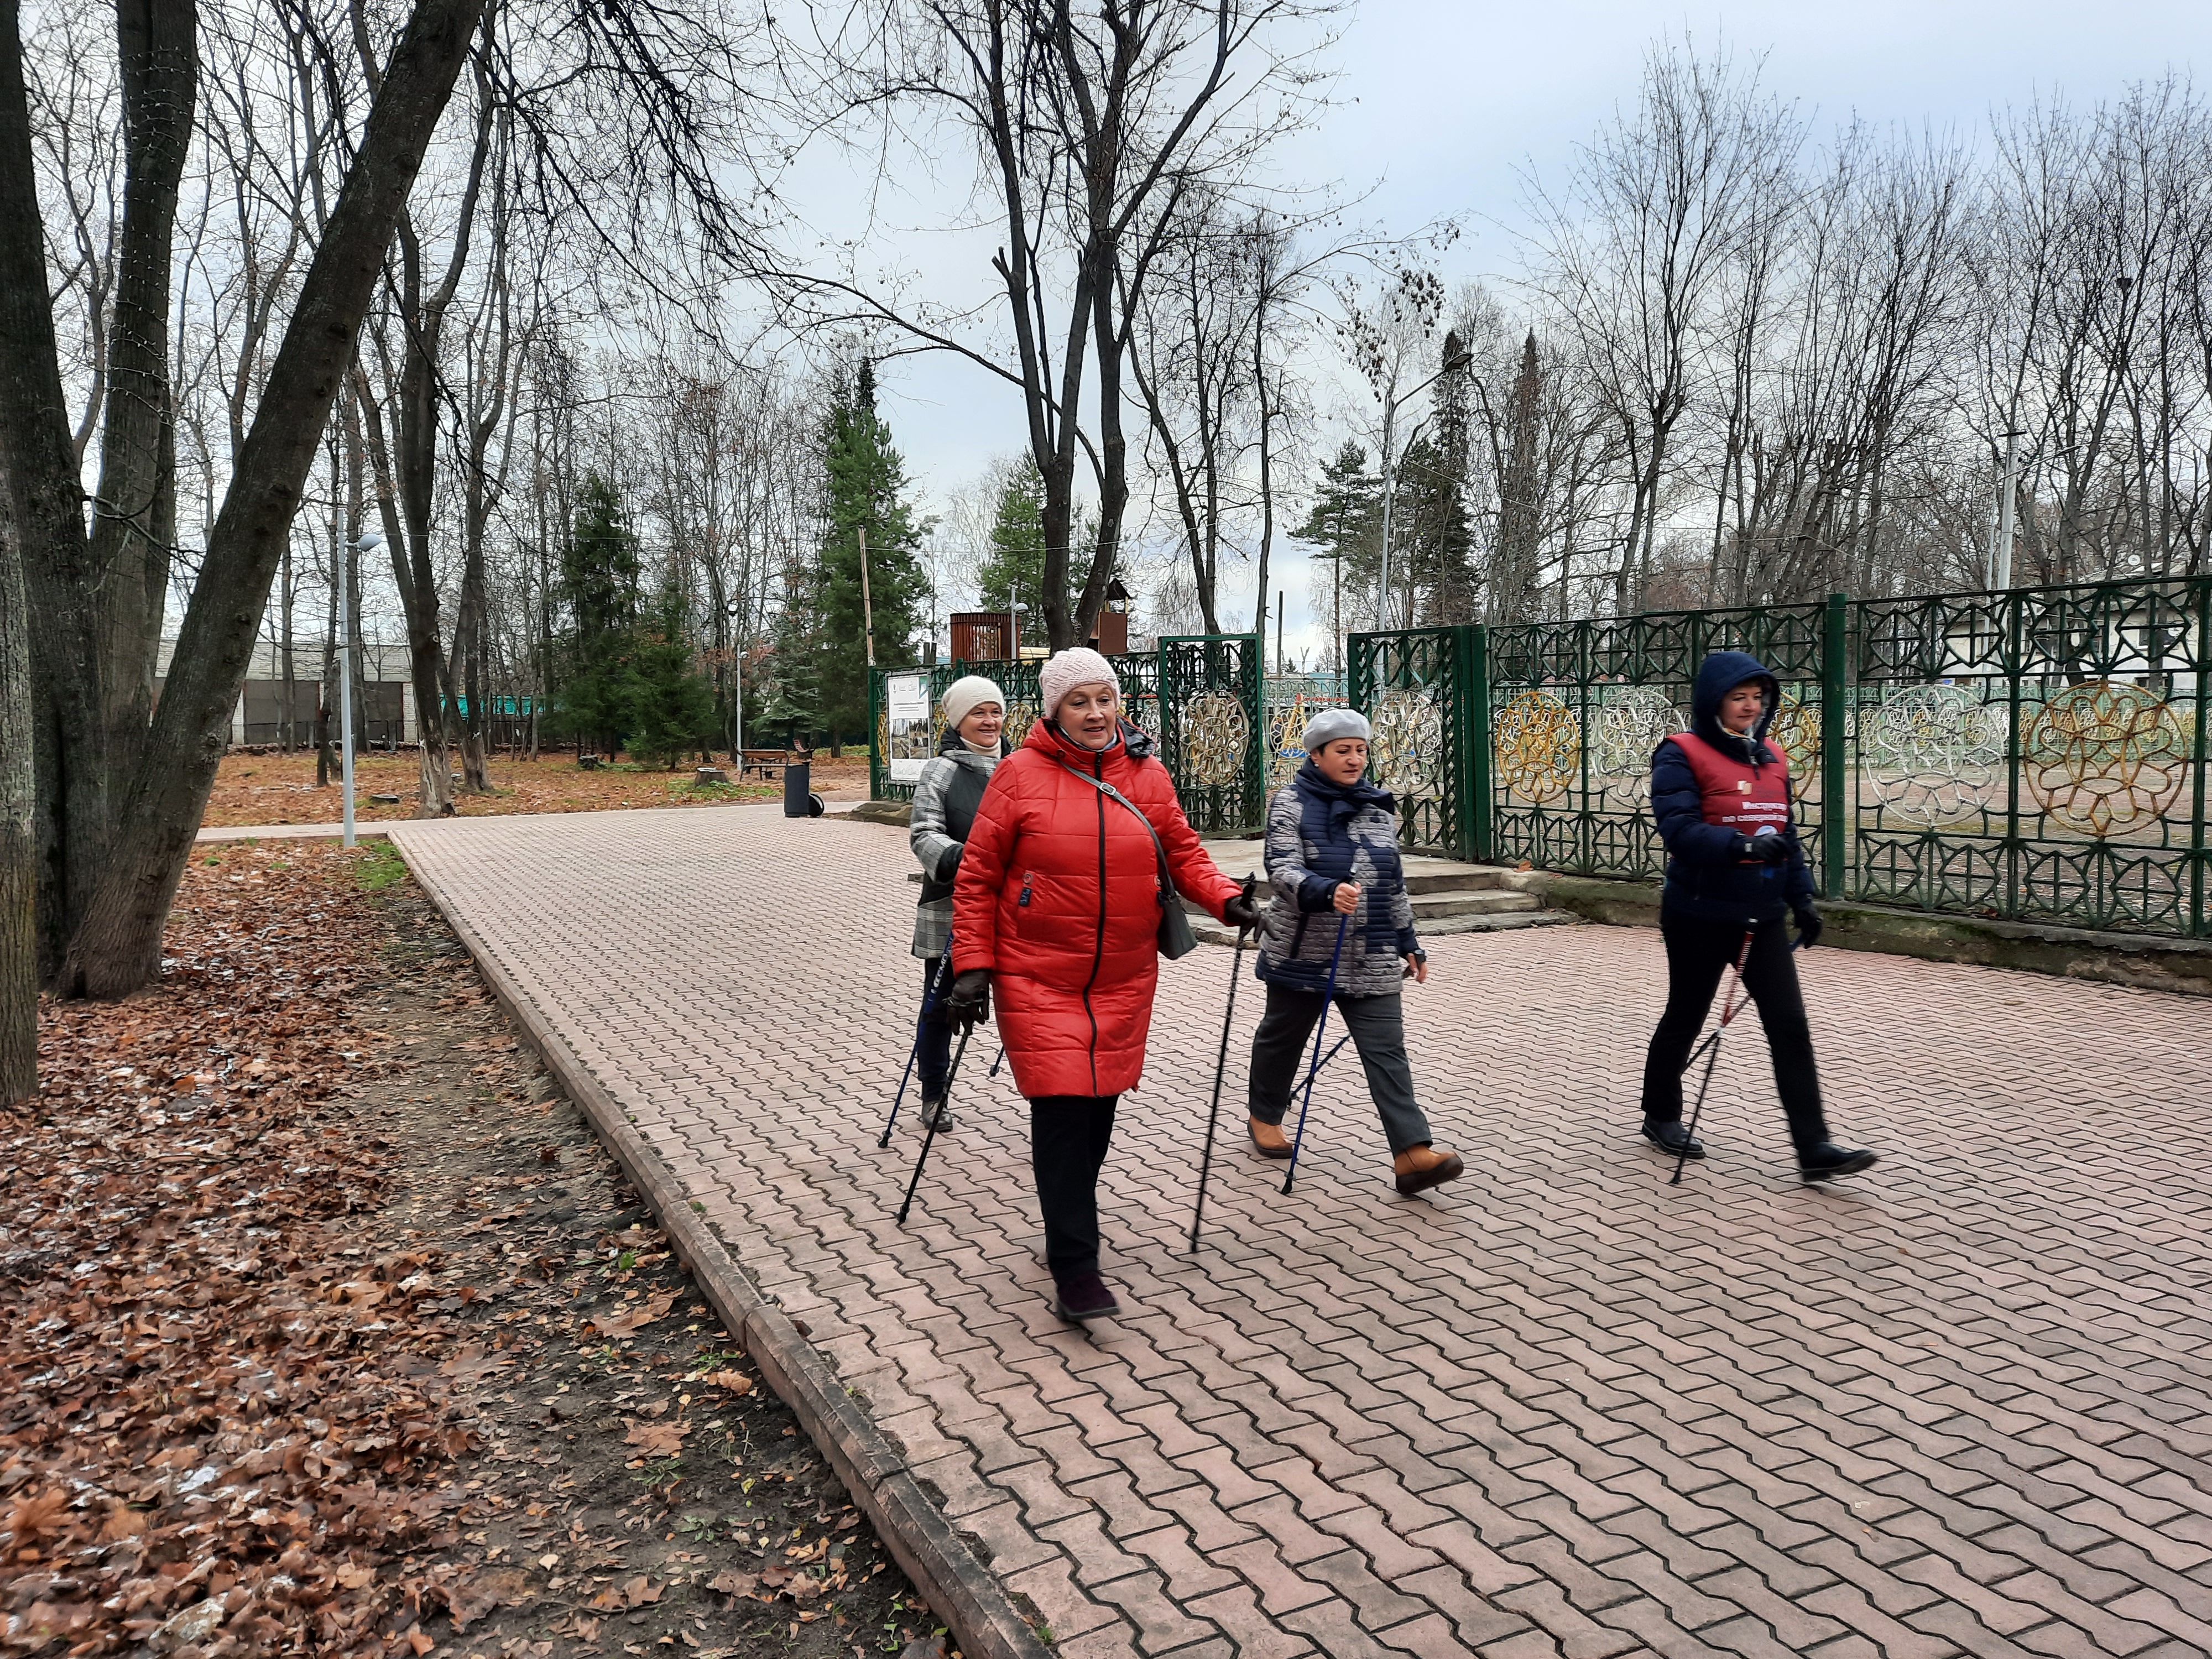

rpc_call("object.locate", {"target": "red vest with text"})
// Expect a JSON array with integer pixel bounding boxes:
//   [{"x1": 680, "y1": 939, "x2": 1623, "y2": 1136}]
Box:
[{"x1": 1666, "y1": 731, "x2": 1790, "y2": 858}]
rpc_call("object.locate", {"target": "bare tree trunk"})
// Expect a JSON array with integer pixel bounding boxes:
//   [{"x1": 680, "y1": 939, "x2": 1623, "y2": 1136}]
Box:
[
  {"x1": 0, "y1": 0, "x2": 193, "y2": 978},
  {"x1": 0, "y1": 430, "x2": 34, "y2": 1102},
  {"x1": 56, "y1": 0, "x2": 492, "y2": 998}
]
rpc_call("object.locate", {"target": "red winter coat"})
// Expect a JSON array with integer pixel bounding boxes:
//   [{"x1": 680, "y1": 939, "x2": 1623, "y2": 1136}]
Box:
[{"x1": 952, "y1": 718, "x2": 1239, "y2": 1099}]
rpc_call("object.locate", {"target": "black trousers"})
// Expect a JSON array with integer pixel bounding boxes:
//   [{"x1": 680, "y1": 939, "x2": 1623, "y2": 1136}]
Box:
[
  {"x1": 1640, "y1": 912, "x2": 1829, "y2": 1149},
  {"x1": 917, "y1": 958, "x2": 952, "y2": 1097},
  {"x1": 1030, "y1": 1094, "x2": 1120, "y2": 1277}
]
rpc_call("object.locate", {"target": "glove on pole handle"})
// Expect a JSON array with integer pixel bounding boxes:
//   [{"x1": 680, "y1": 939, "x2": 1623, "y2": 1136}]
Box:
[
  {"x1": 1283, "y1": 911, "x2": 1350, "y2": 1197},
  {"x1": 1671, "y1": 929, "x2": 1756, "y2": 1187},
  {"x1": 898, "y1": 1023, "x2": 973, "y2": 1225},
  {"x1": 881, "y1": 942, "x2": 952, "y2": 1148},
  {"x1": 1188, "y1": 874, "x2": 1259, "y2": 1254}
]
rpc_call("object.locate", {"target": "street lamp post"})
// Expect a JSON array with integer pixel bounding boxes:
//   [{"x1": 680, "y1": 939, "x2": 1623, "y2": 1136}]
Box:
[{"x1": 346, "y1": 532, "x2": 380, "y2": 848}]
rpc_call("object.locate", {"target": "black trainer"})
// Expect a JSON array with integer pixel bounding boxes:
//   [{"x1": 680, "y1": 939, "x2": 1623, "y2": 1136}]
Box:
[
  {"x1": 1797, "y1": 1141, "x2": 1878, "y2": 1181},
  {"x1": 919, "y1": 1094, "x2": 952, "y2": 1132},
  {"x1": 1642, "y1": 1120, "x2": 1705, "y2": 1159},
  {"x1": 1049, "y1": 1270, "x2": 1120, "y2": 1322}
]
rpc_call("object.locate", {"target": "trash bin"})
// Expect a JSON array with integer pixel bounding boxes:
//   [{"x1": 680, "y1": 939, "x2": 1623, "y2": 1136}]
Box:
[{"x1": 783, "y1": 760, "x2": 812, "y2": 817}]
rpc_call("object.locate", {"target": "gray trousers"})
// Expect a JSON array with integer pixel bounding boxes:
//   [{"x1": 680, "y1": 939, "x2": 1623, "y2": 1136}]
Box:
[{"x1": 1247, "y1": 984, "x2": 1433, "y2": 1155}]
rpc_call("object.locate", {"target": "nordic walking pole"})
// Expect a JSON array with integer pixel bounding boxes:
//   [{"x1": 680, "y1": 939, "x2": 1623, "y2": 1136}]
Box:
[
  {"x1": 897, "y1": 1023, "x2": 974, "y2": 1224},
  {"x1": 1670, "y1": 930, "x2": 1756, "y2": 1187},
  {"x1": 988, "y1": 1047, "x2": 1005, "y2": 1078},
  {"x1": 1282, "y1": 912, "x2": 1351, "y2": 1197},
  {"x1": 880, "y1": 946, "x2": 951, "y2": 1147},
  {"x1": 1188, "y1": 874, "x2": 1260, "y2": 1254}
]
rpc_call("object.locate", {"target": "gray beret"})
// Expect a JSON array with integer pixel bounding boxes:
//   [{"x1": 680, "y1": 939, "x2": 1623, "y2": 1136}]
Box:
[{"x1": 1301, "y1": 707, "x2": 1373, "y2": 751}]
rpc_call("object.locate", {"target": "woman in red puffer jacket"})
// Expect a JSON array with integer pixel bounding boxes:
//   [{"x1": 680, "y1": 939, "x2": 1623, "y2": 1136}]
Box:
[{"x1": 948, "y1": 648, "x2": 1258, "y2": 1323}]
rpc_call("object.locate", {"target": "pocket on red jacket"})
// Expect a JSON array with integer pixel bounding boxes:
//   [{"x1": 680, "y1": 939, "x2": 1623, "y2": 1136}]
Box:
[{"x1": 1011, "y1": 871, "x2": 1096, "y2": 949}]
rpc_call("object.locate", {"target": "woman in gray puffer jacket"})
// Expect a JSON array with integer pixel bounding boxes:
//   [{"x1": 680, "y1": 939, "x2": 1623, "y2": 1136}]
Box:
[
  {"x1": 1245, "y1": 708, "x2": 1464, "y2": 1196},
  {"x1": 908, "y1": 675, "x2": 1006, "y2": 1129}
]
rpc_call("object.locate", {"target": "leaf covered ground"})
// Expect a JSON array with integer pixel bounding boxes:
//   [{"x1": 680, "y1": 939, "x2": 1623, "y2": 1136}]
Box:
[
  {"x1": 2, "y1": 842, "x2": 948, "y2": 1658},
  {"x1": 199, "y1": 755, "x2": 873, "y2": 830}
]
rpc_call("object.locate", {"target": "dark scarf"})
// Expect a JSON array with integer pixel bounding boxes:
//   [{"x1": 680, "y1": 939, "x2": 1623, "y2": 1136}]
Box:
[{"x1": 1295, "y1": 758, "x2": 1395, "y2": 822}]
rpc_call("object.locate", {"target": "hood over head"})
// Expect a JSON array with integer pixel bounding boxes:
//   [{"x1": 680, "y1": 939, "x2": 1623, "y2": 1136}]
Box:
[{"x1": 1690, "y1": 649, "x2": 1780, "y2": 758}]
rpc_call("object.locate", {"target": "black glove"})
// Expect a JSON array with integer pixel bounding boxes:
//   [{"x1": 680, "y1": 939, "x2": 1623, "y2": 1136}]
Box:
[
  {"x1": 1745, "y1": 828, "x2": 1794, "y2": 865},
  {"x1": 945, "y1": 969, "x2": 992, "y2": 1030},
  {"x1": 1791, "y1": 899, "x2": 1823, "y2": 951},
  {"x1": 1222, "y1": 877, "x2": 1261, "y2": 935}
]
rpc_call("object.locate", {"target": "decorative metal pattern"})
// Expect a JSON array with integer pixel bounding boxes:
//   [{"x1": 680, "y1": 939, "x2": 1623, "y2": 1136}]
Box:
[
  {"x1": 2023, "y1": 680, "x2": 2189, "y2": 838},
  {"x1": 1177, "y1": 692, "x2": 1252, "y2": 788},
  {"x1": 1860, "y1": 684, "x2": 2004, "y2": 830},
  {"x1": 1770, "y1": 693, "x2": 1822, "y2": 778},
  {"x1": 1493, "y1": 689, "x2": 1580, "y2": 805},
  {"x1": 1369, "y1": 687, "x2": 1445, "y2": 801},
  {"x1": 1265, "y1": 677, "x2": 1349, "y2": 791},
  {"x1": 1589, "y1": 686, "x2": 1681, "y2": 777}
]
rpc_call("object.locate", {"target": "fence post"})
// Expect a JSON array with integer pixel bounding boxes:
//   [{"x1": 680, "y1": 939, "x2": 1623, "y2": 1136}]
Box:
[
  {"x1": 868, "y1": 666, "x2": 884, "y2": 800},
  {"x1": 1820, "y1": 593, "x2": 1848, "y2": 900},
  {"x1": 1461, "y1": 623, "x2": 1493, "y2": 863},
  {"x1": 2193, "y1": 575, "x2": 2210, "y2": 938}
]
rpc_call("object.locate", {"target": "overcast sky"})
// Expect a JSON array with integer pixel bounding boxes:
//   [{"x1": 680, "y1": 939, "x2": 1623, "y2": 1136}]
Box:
[{"x1": 861, "y1": 0, "x2": 2202, "y2": 655}]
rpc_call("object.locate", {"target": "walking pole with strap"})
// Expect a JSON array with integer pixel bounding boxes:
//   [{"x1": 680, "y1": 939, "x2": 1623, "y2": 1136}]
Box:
[
  {"x1": 880, "y1": 940, "x2": 952, "y2": 1148},
  {"x1": 1187, "y1": 874, "x2": 1259, "y2": 1253},
  {"x1": 1281, "y1": 911, "x2": 1351, "y2": 1197},
  {"x1": 1670, "y1": 928, "x2": 1756, "y2": 1186},
  {"x1": 896, "y1": 1022, "x2": 975, "y2": 1224}
]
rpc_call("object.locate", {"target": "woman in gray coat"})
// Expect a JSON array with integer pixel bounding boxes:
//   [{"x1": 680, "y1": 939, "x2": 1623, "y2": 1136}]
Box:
[
  {"x1": 1245, "y1": 708, "x2": 1463, "y2": 1196},
  {"x1": 908, "y1": 675, "x2": 1006, "y2": 1129}
]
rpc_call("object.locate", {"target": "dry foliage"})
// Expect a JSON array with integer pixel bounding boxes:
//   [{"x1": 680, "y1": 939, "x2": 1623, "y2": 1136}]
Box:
[
  {"x1": 0, "y1": 847, "x2": 460, "y2": 1655},
  {"x1": 197, "y1": 753, "x2": 872, "y2": 830}
]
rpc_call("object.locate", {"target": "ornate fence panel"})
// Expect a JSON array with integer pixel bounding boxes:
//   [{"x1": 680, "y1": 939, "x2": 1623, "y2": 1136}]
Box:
[
  {"x1": 1847, "y1": 579, "x2": 2209, "y2": 935},
  {"x1": 1262, "y1": 672, "x2": 1350, "y2": 794},
  {"x1": 869, "y1": 658, "x2": 1044, "y2": 801},
  {"x1": 1484, "y1": 603, "x2": 1831, "y2": 885},
  {"x1": 1347, "y1": 627, "x2": 1474, "y2": 857},
  {"x1": 1157, "y1": 634, "x2": 1266, "y2": 834}
]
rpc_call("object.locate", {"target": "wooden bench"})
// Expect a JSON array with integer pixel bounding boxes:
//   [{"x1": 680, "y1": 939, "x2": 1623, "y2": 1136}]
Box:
[{"x1": 736, "y1": 748, "x2": 802, "y2": 781}]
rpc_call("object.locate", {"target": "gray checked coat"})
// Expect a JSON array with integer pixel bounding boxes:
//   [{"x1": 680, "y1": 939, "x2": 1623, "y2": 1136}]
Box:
[
  {"x1": 1254, "y1": 764, "x2": 1421, "y2": 998},
  {"x1": 909, "y1": 733, "x2": 1002, "y2": 958}
]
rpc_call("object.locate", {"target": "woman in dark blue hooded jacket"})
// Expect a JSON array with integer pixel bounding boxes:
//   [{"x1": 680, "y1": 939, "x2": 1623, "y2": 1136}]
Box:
[{"x1": 1639, "y1": 651, "x2": 1877, "y2": 1181}]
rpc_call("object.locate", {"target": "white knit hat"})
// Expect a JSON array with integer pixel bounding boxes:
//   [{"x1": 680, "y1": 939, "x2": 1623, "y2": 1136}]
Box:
[
  {"x1": 1037, "y1": 646, "x2": 1121, "y2": 716},
  {"x1": 1301, "y1": 707, "x2": 1371, "y2": 751},
  {"x1": 939, "y1": 675, "x2": 1007, "y2": 734}
]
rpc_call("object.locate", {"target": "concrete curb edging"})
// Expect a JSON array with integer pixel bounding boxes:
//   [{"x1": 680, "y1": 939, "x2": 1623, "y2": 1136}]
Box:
[{"x1": 392, "y1": 841, "x2": 1052, "y2": 1659}]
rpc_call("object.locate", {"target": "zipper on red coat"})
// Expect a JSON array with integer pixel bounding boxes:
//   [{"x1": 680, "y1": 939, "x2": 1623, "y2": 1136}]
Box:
[{"x1": 1082, "y1": 748, "x2": 1106, "y2": 1097}]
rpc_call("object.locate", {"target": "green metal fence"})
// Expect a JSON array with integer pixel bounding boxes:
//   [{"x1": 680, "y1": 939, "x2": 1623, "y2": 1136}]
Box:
[
  {"x1": 868, "y1": 637, "x2": 1260, "y2": 833},
  {"x1": 1349, "y1": 575, "x2": 2210, "y2": 938}
]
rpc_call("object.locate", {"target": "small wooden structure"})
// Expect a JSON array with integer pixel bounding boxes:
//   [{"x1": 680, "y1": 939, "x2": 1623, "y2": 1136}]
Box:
[
  {"x1": 1091, "y1": 578, "x2": 1131, "y2": 654},
  {"x1": 950, "y1": 611, "x2": 1014, "y2": 662}
]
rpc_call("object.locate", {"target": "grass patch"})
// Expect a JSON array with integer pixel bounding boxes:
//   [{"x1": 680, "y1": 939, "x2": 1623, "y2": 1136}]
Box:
[{"x1": 354, "y1": 842, "x2": 411, "y2": 890}]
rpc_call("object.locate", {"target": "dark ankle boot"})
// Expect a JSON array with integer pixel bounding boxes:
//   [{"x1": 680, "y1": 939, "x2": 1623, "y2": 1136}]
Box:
[
  {"x1": 1642, "y1": 1119, "x2": 1705, "y2": 1159},
  {"x1": 1049, "y1": 1270, "x2": 1119, "y2": 1322},
  {"x1": 1797, "y1": 1141, "x2": 1877, "y2": 1181}
]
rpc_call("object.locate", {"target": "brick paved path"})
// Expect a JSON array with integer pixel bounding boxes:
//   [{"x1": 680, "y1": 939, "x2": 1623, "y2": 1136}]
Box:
[{"x1": 390, "y1": 807, "x2": 2212, "y2": 1659}]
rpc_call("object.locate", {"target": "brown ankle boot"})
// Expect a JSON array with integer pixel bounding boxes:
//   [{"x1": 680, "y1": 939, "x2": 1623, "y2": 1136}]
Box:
[
  {"x1": 1392, "y1": 1142, "x2": 1464, "y2": 1196},
  {"x1": 1247, "y1": 1117, "x2": 1292, "y2": 1159}
]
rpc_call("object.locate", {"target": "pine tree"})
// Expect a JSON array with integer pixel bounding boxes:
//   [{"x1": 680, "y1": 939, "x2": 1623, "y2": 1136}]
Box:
[
  {"x1": 761, "y1": 552, "x2": 824, "y2": 747},
  {"x1": 973, "y1": 457, "x2": 1048, "y2": 614},
  {"x1": 817, "y1": 359, "x2": 928, "y2": 740},
  {"x1": 627, "y1": 580, "x2": 717, "y2": 769},
  {"x1": 1293, "y1": 443, "x2": 1382, "y2": 646},
  {"x1": 555, "y1": 474, "x2": 643, "y2": 755}
]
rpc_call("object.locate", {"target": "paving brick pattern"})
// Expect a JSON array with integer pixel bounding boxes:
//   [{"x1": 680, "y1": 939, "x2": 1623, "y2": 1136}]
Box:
[{"x1": 389, "y1": 807, "x2": 2212, "y2": 1659}]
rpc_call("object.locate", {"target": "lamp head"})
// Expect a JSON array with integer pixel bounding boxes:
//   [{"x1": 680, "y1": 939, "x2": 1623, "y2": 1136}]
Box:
[{"x1": 353, "y1": 531, "x2": 383, "y2": 552}]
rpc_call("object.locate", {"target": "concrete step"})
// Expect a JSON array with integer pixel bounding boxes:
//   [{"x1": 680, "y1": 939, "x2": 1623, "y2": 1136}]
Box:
[{"x1": 1410, "y1": 889, "x2": 1540, "y2": 919}]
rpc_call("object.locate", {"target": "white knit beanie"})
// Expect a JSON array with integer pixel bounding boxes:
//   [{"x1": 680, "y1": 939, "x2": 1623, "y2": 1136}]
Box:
[
  {"x1": 1037, "y1": 646, "x2": 1121, "y2": 717},
  {"x1": 1301, "y1": 707, "x2": 1371, "y2": 751},
  {"x1": 939, "y1": 674, "x2": 1007, "y2": 734}
]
